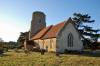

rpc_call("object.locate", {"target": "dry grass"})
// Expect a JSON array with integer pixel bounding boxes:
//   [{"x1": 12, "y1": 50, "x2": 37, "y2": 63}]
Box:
[{"x1": 0, "y1": 50, "x2": 100, "y2": 66}]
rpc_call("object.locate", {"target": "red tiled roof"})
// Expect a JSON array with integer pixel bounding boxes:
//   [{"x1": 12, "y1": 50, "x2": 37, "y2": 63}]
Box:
[
  {"x1": 42, "y1": 22, "x2": 65, "y2": 39},
  {"x1": 31, "y1": 25, "x2": 53, "y2": 40},
  {"x1": 31, "y1": 17, "x2": 75, "y2": 40}
]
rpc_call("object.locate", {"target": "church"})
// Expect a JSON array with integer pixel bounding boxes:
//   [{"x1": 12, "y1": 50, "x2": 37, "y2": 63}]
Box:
[{"x1": 25, "y1": 11, "x2": 83, "y2": 53}]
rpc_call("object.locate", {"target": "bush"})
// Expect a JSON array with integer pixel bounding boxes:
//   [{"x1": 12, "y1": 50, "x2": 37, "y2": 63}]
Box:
[
  {"x1": 0, "y1": 47, "x2": 4, "y2": 55},
  {"x1": 3, "y1": 48, "x2": 8, "y2": 52},
  {"x1": 64, "y1": 49, "x2": 69, "y2": 53}
]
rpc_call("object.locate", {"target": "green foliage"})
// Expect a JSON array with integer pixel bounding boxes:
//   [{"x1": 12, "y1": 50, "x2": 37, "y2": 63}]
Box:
[
  {"x1": 0, "y1": 47, "x2": 4, "y2": 54},
  {"x1": 17, "y1": 32, "x2": 29, "y2": 49},
  {"x1": 73, "y1": 13, "x2": 94, "y2": 28},
  {"x1": 72, "y1": 13, "x2": 100, "y2": 49},
  {"x1": 0, "y1": 41, "x2": 17, "y2": 51}
]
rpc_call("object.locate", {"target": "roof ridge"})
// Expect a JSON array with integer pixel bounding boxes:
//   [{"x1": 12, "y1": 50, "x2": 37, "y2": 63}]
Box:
[
  {"x1": 40, "y1": 25, "x2": 53, "y2": 38},
  {"x1": 32, "y1": 25, "x2": 53, "y2": 40},
  {"x1": 42, "y1": 21, "x2": 65, "y2": 39}
]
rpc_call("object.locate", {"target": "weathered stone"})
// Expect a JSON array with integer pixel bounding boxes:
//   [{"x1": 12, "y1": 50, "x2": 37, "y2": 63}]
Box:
[{"x1": 29, "y1": 11, "x2": 46, "y2": 39}]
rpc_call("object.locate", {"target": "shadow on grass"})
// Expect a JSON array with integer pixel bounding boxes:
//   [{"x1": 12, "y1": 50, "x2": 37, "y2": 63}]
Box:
[
  {"x1": 0, "y1": 53, "x2": 11, "y2": 57},
  {"x1": 80, "y1": 51, "x2": 100, "y2": 57},
  {"x1": 63, "y1": 50, "x2": 100, "y2": 57}
]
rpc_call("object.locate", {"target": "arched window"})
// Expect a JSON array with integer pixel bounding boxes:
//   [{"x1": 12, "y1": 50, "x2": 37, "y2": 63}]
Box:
[{"x1": 68, "y1": 33, "x2": 73, "y2": 47}]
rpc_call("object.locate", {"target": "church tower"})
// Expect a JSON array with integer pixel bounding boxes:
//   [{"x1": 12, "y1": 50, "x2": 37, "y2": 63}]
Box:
[{"x1": 29, "y1": 11, "x2": 46, "y2": 39}]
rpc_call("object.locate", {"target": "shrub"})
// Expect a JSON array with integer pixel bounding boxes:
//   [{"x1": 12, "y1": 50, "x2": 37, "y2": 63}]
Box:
[{"x1": 0, "y1": 47, "x2": 4, "y2": 55}]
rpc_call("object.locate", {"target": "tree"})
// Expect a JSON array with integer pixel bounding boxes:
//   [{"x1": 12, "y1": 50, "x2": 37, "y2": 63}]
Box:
[
  {"x1": 72, "y1": 13, "x2": 100, "y2": 49},
  {"x1": 0, "y1": 38, "x2": 4, "y2": 42},
  {"x1": 0, "y1": 38, "x2": 4, "y2": 55},
  {"x1": 72, "y1": 13, "x2": 95, "y2": 28},
  {"x1": 17, "y1": 32, "x2": 29, "y2": 48},
  {"x1": 7, "y1": 41, "x2": 17, "y2": 49}
]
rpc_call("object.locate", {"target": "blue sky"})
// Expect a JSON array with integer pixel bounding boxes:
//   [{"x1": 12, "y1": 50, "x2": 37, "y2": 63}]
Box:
[{"x1": 0, "y1": 0, "x2": 100, "y2": 42}]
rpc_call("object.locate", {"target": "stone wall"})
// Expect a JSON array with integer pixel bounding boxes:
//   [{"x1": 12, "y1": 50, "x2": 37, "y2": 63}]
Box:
[
  {"x1": 57, "y1": 22, "x2": 83, "y2": 53},
  {"x1": 34, "y1": 38, "x2": 56, "y2": 52}
]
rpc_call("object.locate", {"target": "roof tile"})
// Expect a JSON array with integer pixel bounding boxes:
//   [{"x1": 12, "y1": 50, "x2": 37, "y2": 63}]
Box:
[
  {"x1": 31, "y1": 25, "x2": 53, "y2": 40},
  {"x1": 42, "y1": 22, "x2": 65, "y2": 39}
]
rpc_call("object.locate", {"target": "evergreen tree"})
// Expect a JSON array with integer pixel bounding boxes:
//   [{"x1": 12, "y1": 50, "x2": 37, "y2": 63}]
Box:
[
  {"x1": 17, "y1": 32, "x2": 29, "y2": 48},
  {"x1": 72, "y1": 13, "x2": 100, "y2": 49}
]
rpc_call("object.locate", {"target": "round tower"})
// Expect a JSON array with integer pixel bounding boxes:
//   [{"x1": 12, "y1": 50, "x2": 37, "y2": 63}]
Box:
[{"x1": 29, "y1": 11, "x2": 46, "y2": 39}]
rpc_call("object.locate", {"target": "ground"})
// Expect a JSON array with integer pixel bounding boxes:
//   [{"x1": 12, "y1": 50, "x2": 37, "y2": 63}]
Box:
[{"x1": 0, "y1": 50, "x2": 100, "y2": 66}]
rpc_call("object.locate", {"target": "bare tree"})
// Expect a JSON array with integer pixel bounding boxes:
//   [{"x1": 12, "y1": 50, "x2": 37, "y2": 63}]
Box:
[{"x1": 0, "y1": 38, "x2": 4, "y2": 42}]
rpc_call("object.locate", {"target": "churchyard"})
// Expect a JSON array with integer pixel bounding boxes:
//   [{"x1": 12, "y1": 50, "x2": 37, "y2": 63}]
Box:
[{"x1": 0, "y1": 50, "x2": 100, "y2": 66}]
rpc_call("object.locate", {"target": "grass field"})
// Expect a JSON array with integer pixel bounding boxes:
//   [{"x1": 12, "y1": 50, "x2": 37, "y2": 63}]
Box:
[{"x1": 0, "y1": 50, "x2": 100, "y2": 66}]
